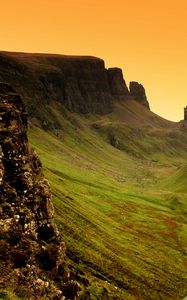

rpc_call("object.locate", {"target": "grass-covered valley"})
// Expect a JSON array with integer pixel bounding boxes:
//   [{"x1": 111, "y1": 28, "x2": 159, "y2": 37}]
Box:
[
  {"x1": 29, "y1": 100, "x2": 187, "y2": 299},
  {"x1": 1, "y1": 51, "x2": 187, "y2": 299}
]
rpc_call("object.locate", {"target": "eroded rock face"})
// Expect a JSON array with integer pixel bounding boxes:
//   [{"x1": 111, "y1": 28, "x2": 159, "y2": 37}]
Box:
[
  {"x1": 0, "y1": 52, "x2": 151, "y2": 130},
  {"x1": 107, "y1": 68, "x2": 130, "y2": 99},
  {"x1": 129, "y1": 81, "x2": 150, "y2": 109},
  {"x1": 0, "y1": 52, "x2": 114, "y2": 117},
  {"x1": 0, "y1": 83, "x2": 79, "y2": 299}
]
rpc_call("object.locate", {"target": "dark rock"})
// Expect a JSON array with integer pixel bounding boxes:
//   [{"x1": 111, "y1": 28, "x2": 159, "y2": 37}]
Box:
[
  {"x1": 0, "y1": 83, "x2": 79, "y2": 299},
  {"x1": 110, "y1": 135, "x2": 121, "y2": 149},
  {"x1": 61, "y1": 280, "x2": 81, "y2": 300},
  {"x1": 129, "y1": 81, "x2": 150, "y2": 109},
  {"x1": 36, "y1": 247, "x2": 58, "y2": 271},
  {"x1": 107, "y1": 68, "x2": 130, "y2": 99},
  {"x1": 0, "y1": 51, "x2": 150, "y2": 133},
  {"x1": 0, "y1": 52, "x2": 114, "y2": 118},
  {"x1": 12, "y1": 249, "x2": 29, "y2": 268},
  {"x1": 184, "y1": 106, "x2": 187, "y2": 120}
]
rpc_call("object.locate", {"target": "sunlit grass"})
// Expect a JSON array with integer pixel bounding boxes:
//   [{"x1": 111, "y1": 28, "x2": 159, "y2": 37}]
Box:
[{"x1": 28, "y1": 105, "x2": 187, "y2": 299}]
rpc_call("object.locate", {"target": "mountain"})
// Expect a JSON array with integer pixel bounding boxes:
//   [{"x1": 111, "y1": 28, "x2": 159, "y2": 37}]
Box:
[
  {"x1": 0, "y1": 51, "x2": 149, "y2": 128},
  {"x1": 1, "y1": 51, "x2": 186, "y2": 162},
  {"x1": 1, "y1": 51, "x2": 187, "y2": 299}
]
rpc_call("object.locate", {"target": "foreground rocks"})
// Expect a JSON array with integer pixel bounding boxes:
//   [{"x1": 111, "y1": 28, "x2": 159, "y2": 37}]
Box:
[{"x1": 0, "y1": 83, "x2": 79, "y2": 299}]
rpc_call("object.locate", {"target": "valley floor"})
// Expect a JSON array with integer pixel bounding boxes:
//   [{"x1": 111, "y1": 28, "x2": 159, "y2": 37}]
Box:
[{"x1": 29, "y1": 116, "x2": 187, "y2": 299}]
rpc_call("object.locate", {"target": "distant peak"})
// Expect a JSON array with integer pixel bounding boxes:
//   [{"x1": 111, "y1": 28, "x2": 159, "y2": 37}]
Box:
[{"x1": 184, "y1": 106, "x2": 187, "y2": 120}]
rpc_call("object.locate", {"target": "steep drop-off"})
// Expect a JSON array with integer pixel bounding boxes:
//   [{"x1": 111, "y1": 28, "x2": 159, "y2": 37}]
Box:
[
  {"x1": 0, "y1": 51, "x2": 149, "y2": 129},
  {"x1": 129, "y1": 81, "x2": 150, "y2": 109},
  {"x1": 0, "y1": 83, "x2": 79, "y2": 299}
]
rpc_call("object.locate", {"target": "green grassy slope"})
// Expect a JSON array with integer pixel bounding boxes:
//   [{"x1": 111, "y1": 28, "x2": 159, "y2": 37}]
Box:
[
  {"x1": 29, "y1": 100, "x2": 187, "y2": 299},
  {"x1": 159, "y1": 165, "x2": 187, "y2": 193}
]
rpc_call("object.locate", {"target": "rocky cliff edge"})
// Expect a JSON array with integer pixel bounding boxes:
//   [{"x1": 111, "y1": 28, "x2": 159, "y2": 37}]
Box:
[
  {"x1": 0, "y1": 52, "x2": 150, "y2": 129},
  {"x1": 0, "y1": 83, "x2": 79, "y2": 299}
]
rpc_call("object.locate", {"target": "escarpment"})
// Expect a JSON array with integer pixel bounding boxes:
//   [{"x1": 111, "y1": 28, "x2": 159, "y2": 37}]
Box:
[
  {"x1": 107, "y1": 67, "x2": 130, "y2": 99},
  {"x1": 0, "y1": 83, "x2": 79, "y2": 299},
  {"x1": 0, "y1": 52, "x2": 114, "y2": 116},
  {"x1": 129, "y1": 81, "x2": 150, "y2": 109},
  {"x1": 0, "y1": 52, "x2": 150, "y2": 129}
]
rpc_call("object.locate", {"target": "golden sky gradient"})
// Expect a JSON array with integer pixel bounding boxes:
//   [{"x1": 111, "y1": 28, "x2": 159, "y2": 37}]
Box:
[{"x1": 1, "y1": 0, "x2": 187, "y2": 121}]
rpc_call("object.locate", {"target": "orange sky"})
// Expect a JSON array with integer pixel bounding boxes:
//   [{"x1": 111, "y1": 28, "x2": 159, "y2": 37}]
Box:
[{"x1": 1, "y1": 0, "x2": 187, "y2": 121}]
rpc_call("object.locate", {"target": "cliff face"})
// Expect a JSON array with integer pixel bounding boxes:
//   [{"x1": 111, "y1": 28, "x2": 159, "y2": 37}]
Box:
[
  {"x1": 0, "y1": 52, "x2": 114, "y2": 116},
  {"x1": 129, "y1": 81, "x2": 150, "y2": 109},
  {"x1": 0, "y1": 83, "x2": 79, "y2": 299},
  {"x1": 107, "y1": 68, "x2": 130, "y2": 99},
  {"x1": 0, "y1": 52, "x2": 150, "y2": 129}
]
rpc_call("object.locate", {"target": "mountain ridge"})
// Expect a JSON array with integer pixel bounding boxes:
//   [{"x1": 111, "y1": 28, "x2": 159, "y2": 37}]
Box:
[{"x1": 0, "y1": 51, "x2": 149, "y2": 126}]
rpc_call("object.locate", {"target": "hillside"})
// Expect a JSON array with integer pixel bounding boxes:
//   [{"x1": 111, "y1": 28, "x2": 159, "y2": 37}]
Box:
[
  {"x1": 1, "y1": 51, "x2": 187, "y2": 299},
  {"x1": 28, "y1": 104, "x2": 187, "y2": 299},
  {"x1": 0, "y1": 51, "x2": 148, "y2": 127},
  {"x1": 28, "y1": 110, "x2": 187, "y2": 299}
]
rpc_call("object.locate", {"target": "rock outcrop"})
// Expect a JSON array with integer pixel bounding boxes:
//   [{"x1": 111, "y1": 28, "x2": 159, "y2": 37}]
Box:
[
  {"x1": 0, "y1": 83, "x2": 79, "y2": 299},
  {"x1": 0, "y1": 52, "x2": 150, "y2": 130},
  {"x1": 107, "y1": 68, "x2": 130, "y2": 99},
  {"x1": 0, "y1": 52, "x2": 114, "y2": 116},
  {"x1": 129, "y1": 81, "x2": 150, "y2": 109},
  {"x1": 184, "y1": 106, "x2": 187, "y2": 121}
]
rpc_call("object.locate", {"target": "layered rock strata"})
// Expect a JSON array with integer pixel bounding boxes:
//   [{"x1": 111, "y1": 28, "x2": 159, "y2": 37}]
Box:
[{"x1": 0, "y1": 52, "x2": 150, "y2": 131}]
